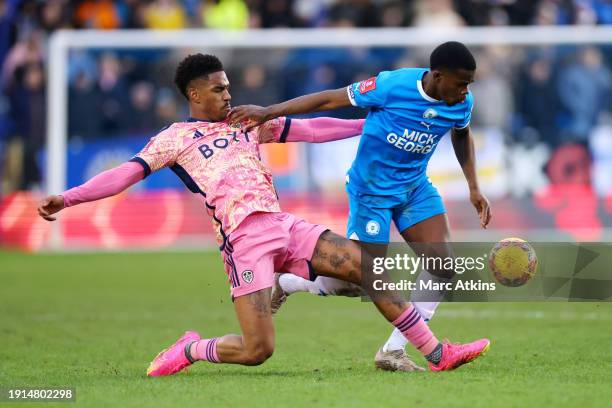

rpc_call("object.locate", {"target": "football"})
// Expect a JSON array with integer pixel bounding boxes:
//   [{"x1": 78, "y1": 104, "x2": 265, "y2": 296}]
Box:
[{"x1": 489, "y1": 238, "x2": 538, "y2": 287}]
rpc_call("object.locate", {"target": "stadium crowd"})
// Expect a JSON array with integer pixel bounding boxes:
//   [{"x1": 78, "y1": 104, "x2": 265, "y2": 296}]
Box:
[{"x1": 1, "y1": 0, "x2": 612, "y2": 191}]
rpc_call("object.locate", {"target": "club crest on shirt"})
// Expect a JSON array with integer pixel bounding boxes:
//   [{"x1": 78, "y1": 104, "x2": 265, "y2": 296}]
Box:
[
  {"x1": 423, "y1": 108, "x2": 438, "y2": 119},
  {"x1": 242, "y1": 270, "x2": 254, "y2": 284},
  {"x1": 365, "y1": 220, "x2": 380, "y2": 236},
  {"x1": 359, "y1": 77, "x2": 377, "y2": 94}
]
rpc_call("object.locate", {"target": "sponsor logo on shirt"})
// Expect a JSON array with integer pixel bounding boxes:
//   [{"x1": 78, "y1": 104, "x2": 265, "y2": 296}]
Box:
[
  {"x1": 197, "y1": 131, "x2": 251, "y2": 159},
  {"x1": 359, "y1": 77, "x2": 377, "y2": 94},
  {"x1": 420, "y1": 121, "x2": 432, "y2": 130},
  {"x1": 386, "y1": 129, "x2": 440, "y2": 155}
]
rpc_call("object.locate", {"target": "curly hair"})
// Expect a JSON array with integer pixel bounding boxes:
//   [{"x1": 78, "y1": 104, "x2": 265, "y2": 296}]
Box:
[{"x1": 174, "y1": 53, "x2": 224, "y2": 99}]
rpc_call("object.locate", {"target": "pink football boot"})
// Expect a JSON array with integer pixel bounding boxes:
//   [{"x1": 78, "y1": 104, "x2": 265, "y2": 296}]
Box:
[
  {"x1": 429, "y1": 338, "x2": 490, "y2": 372},
  {"x1": 147, "y1": 331, "x2": 201, "y2": 377}
]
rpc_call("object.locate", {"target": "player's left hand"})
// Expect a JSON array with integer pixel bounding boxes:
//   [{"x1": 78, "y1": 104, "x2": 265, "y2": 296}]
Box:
[
  {"x1": 228, "y1": 105, "x2": 268, "y2": 130},
  {"x1": 37, "y1": 195, "x2": 65, "y2": 221},
  {"x1": 470, "y1": 189, "x2": 491, "y2": 229}
]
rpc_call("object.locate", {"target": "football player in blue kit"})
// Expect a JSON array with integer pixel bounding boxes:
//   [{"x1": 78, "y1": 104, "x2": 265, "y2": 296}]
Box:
[{"x1": 229, "y1": 41, "x2": 492, "y2": 372}]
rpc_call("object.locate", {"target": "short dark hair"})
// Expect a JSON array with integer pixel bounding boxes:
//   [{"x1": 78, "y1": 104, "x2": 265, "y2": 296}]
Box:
[
  {"x1": 430, "y1": 41, "x2": 476, "y2": 72},
  {"x1": 174, "y1": 53, "x2": 224, "y2": 99}
]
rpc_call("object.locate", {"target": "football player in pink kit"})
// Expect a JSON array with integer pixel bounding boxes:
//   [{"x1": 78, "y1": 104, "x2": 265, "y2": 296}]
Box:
[{"x1": 37, "y1": 54, "x2": 489, "y2": 375}]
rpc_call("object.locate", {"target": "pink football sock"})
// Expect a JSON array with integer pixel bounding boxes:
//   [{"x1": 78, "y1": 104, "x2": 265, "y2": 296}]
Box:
[
  {"x1": 392, "y1": 306, "x2": 439, "y2": 355},
  {"x1": 189, "y1": 338, "x2": 220, "y2": 363}
]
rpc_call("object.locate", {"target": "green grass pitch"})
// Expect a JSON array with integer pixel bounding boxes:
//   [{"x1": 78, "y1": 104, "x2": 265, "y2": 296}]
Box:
[{"x1": 1, "y1": 251, "x2": 611, "y2": 407}]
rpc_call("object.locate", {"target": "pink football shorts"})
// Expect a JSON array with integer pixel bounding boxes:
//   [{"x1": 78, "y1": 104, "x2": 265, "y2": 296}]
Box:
[{"x1": 220, "y1": 212, "x2": 328, "y2": 298}]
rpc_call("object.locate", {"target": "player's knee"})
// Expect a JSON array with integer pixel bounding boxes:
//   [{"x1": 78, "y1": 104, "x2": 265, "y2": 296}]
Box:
[{"x1": 244, "y1": 341, "x2": 274, "y2": 365}]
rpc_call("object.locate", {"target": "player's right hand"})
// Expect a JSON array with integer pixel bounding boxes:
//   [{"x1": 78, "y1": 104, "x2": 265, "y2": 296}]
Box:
[
  {"x1": 37, "y1": 195, "x2": 65, "y2": 221},
  {"x1": 228, "y1": 105, "x2": 268, "y2": 130},
  {"x1": 470, "y1": 190, "x2": 491, "y2": 229}
]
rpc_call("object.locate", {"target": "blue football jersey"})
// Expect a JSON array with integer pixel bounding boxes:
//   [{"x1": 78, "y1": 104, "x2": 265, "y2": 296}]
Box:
[{"x1": 346, "y1": 68, "x2": 474, "y2": 196}]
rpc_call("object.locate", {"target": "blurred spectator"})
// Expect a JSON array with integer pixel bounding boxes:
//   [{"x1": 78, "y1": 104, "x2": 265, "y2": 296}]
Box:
[
  {"x1": 155, "y1": 87, "x2": 181, "y2": 127},
  {"x1": 534, "y1": 0, "x2": 577, "y2": 25},
  {"x1": 231, "y1": 64, "x2": 279, "y2": 106},
  {"x1": 143, "y1": 0, "x2": 186, "y2": 29},
  {"x1": 5, "y1": 62, "x2": 45, "y2": 189},
  {"x1": 558, "y1": 47, "x2": 611, "y2": 141},
  {"x1": 454, "y1": 0, "x2": 494, "y2": 26},
  {"x1": 1, "y1": 1, "x2": 18, "y2": 74},
  {"x1": 516, "y1": 53, "x2": 559, "y2": 144},
  {"x1": 75, "y1": 0, "x2": 122, "y2": 29},
  {"x1": 67, "y1": 50, "x2": 98, "y2": 85},
  {"x1": 327, "y1": 0, "x2": 378, "y2": 27},
  {"x1": 39, "y1": 0, "x2": 71, "y2": 31},
  {"x1": 454, "y1": 0, "x2": 539, "y2": 26},
  {"x1": 1, "y1": 18, "x2": 45, "y2": 193},
  {"x1": 97, "y1": 53, "x2": 130, "y2": 136},
  {"x1": 181, "y1": 0, "x2": 202, "y2": 22},
  {"x1": 470, "y1": 52, "x2": 513, "y2": 130},
  {"x1": 202, "y1": 0, "x2": 249, "y2": 29},
  {"x1": 503, "y1": 0, "x2": 542, "y2": 25},
  {"x1": 412, "y1": 0, "x2": 465, "y2": 27},
  {"x1": 302, "y1": 64, "x2": 338, "y2": 94},
  {"x1": 279, "y1": 47, "x2": 354, "y2": 102},
  {"x1": 255, "y1": 0, "x2": 300, "y2": 28},
  {"x1": 1, "y1": 29, "x2": 43, "y2": 89},
  {"x1": 292, "y1": 0, "x2": 329, "y2": 27},
  {"x1": 573, "y1": 0, "x2": 598, "y2": 24},
  {"x1": 127, "y1": 81, "x2": 157, "y2": 133},
  {"x1": 379, "y1": 1, "x2": 410, "y2": 27},
  {"x1": 592, "y1": 0, "x2": 612, "y2": 24},
  {"x1": 122, "y1": 0, "x2": 147, "y2": 28},
  {"x1": 14, "y1": 0, "x2": 43, "y2": 35},
  {"x1": 69, "y1": 71, "x2": 101, "y2": 138}
]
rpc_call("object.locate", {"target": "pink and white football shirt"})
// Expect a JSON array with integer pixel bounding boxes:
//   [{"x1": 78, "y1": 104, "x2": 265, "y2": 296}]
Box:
[{"x1": 132, "y1": 117, "x2": 289, "y2": 246}]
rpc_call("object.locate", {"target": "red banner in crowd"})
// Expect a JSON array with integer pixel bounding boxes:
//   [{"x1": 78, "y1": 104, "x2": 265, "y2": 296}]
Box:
[{"x1": 1, "y1": 188, "x2": 611, "y2": 251}]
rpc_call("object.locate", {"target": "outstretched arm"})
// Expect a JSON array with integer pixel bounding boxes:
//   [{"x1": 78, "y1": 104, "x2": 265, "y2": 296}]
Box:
[
  {"x1": 230, "y1": 88, "x2": 351, "y2": 129},
  {"x1": 451, "y1": 126, "x2": 491, "y2": 228},
  {"x1": 37, "y1": 161, "x2": 145, "y2": 221},
  {"x1": 259, "y1": 117, "x2": 365, "y2": 144}
]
